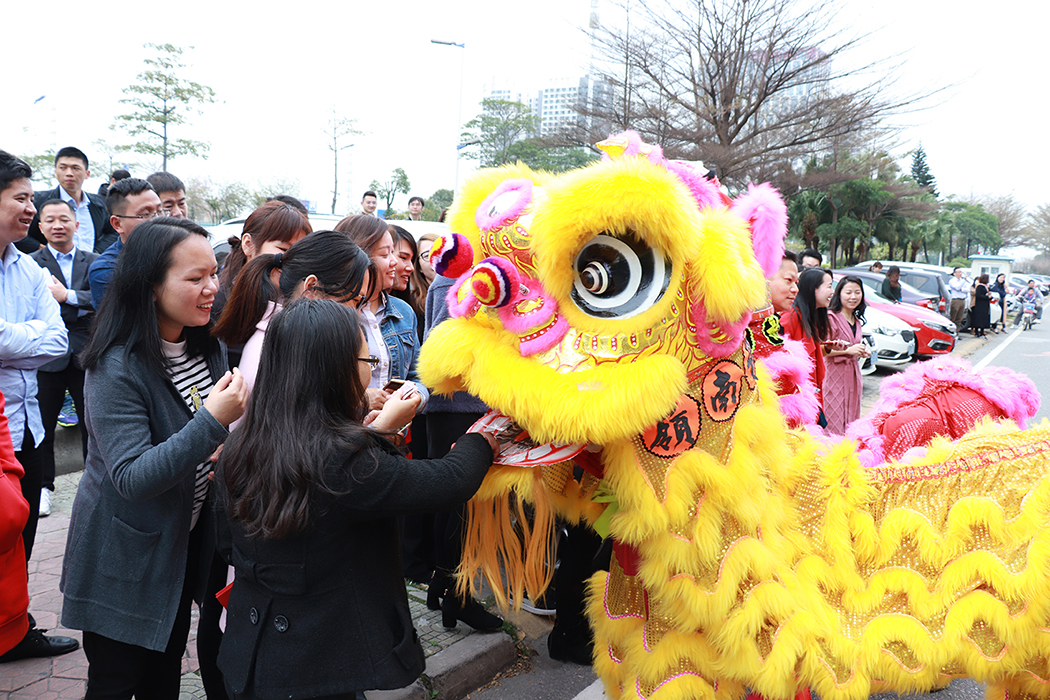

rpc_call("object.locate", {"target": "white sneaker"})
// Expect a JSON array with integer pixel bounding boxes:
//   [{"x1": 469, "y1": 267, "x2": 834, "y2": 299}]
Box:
[{"x1": 39, "y1": 488, "x2": 52, "y2": 517}]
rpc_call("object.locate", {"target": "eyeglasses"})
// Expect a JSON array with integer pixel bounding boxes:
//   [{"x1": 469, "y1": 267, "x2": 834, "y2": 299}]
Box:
[
  {"x1": 357, "y1": 356, "x2": 380, "y2": 369},
  {"x1": 114, "y1": 209, "x2": 168, "y2": 220}
]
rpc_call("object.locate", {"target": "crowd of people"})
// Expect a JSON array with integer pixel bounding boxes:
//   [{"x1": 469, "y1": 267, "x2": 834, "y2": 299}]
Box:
[
  {"x1": 0, "y1": 144, "x2": 1042, "y2": 698},
  {"x1": 766, "y1": 249, "x2": 870, "y2": 434},
  {"x1": 0, "y1": 147, "x2": 504, "y2": 700}
]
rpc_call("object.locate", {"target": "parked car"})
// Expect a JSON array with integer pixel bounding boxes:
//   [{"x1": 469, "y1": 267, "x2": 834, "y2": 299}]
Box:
[
  {"x1": 842, "y1": 264, "x2": 949, "y2": 313},
  {"x1": 837, "y1": 269, "x2": 941, "y2": 310},
  {"x1": 834, "y1": 272, "x2": 956, "y2": 357},
  {"x1": 861, "y1": 305, "x2": 916, "y2": 370}
]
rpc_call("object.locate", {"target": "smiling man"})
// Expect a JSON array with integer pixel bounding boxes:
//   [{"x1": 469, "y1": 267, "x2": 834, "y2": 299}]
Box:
[
  {"x1": 21, "y1": 147, "x2": 117, "y2": 255},
  {"x1": 147, "y1": 171, "x2": 189, "y2": 219},
  {"x1": 0, "y1": 151, "x2": 68, "y2": 571},
  {"x1": 30, "y1": 199, "x2": 97, "y2": 520}
]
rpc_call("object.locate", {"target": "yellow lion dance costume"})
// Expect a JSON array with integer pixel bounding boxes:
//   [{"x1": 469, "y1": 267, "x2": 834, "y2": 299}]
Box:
[{"x1": 418, "y1": 133, "x2": 1050, "y2": 700}]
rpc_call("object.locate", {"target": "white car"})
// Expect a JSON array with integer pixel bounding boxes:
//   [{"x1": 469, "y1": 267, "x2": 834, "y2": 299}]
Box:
[{"x1": 862, "y1": 306, "x2": 916, "y2": 371}]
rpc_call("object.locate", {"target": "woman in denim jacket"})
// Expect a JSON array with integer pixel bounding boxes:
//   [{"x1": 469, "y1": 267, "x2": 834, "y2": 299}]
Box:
[{"x1": 336, "y1": 215, "x2": 429, "y2": 412}]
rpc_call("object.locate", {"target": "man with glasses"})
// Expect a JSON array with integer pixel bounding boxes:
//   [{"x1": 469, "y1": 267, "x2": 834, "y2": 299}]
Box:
[
  {"x1": 19, "y1": 147, "x2": 118, "y2": 255},
  {"x1": 88, "y1": 179, "x2": 163, "y2": 309}
]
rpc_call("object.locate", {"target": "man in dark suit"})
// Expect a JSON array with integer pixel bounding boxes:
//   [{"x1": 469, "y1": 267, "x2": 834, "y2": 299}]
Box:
[
  {"x1": 30, "y1": 199, "x2": 97, "y2": 516},
  {"x1": 18, "y1": 147, "x2": 118, "y2": 255}
]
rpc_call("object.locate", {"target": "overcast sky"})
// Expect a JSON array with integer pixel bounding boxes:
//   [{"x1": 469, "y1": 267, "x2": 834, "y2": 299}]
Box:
[{"x1": 5, "y1": 0, "x2": 1047, "y2": 221}]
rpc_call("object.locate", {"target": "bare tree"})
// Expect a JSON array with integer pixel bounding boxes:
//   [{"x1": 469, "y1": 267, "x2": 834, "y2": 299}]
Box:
[
  {"x1": 324, "y1": 111, "x2": 359, "y2": 214},
  {"x1": 581, "y1": 0, "x2": 934, "y2": 188},
  {"x1": 1027, "y1": 204, "x2": 1050, "y2": 257},
  {"x1": 973, "y1": 194, "x2": 1033, "y2": 250}
]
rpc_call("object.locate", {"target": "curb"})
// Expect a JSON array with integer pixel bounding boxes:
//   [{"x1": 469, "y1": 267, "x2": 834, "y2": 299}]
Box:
[{"x1": 366, "y1": 631, "x2": 516, "y2": 700}]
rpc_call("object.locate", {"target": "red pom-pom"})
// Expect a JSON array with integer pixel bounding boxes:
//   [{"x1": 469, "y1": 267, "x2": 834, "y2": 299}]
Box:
[
  {"x1": 470, "y1": 257, "x2": 520, "y2": 307},
  {"x1": 431, "y1": 233, "x2": 474, "y2": 278}
]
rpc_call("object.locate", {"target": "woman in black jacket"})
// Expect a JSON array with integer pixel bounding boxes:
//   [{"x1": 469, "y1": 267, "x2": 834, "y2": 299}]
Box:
[{"x1": 215, "y1": 299, "x2": 498, "y2": 700}]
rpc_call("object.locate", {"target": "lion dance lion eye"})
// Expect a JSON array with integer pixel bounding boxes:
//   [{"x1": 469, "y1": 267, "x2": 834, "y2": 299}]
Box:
[{"x1": 570, "y1": 233, "x2": 672, "y2": 319}]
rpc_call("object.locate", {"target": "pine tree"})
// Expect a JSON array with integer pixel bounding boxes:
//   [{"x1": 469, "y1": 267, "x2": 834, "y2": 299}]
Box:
[{"x1": 910, "y1": 144, "x2": 939, "y2": 198}]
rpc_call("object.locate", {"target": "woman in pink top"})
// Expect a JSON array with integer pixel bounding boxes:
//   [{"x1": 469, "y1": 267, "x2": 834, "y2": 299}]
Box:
[
  {"x1": 212, "y1": 231, "x2": 373, "y2": 406},
  {"x1": 823, "y1": 276, "x2": 870, "y2": 434}
]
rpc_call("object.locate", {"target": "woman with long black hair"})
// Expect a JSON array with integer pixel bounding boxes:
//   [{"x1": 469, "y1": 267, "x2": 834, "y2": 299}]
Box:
[
  {"x1": 61, "y1": 218, "x2": 248, "y2": 699},
  {"x1": 215, "y1": 299, "x2": 498, "y2": 700},
  {"x1": 823, "y1": 276, "x2": 870, "y2": 434},
  {"x1": 780, "y1": 267, "x2": 834, "y2": 414}
]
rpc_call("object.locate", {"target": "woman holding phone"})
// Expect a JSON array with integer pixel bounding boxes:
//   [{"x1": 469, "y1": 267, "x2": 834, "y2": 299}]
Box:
[
  {"x1": 215, "y1": 300, "x2": 497, "y2": 700},
  {"x1": 336, "y1": 215, "x2": 428, "y2": 412}
]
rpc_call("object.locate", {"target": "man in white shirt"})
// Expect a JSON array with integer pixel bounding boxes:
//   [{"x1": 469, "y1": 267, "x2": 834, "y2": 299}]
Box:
[
  {"x1": 21, "y1": 147, "x2": 118, "y2": 255},
  {"x1": 0, "y1": 152, "x2": 67, "y2": 563},
  {"x1": 30, "y1": 199, "x2": 97, "y2": 518},
  {"x1": 947, "y1": 267, "x2": 970, "y2": 328},
  {"x1": 406, "y1": 196, "x2": 424, "y2": 221}
]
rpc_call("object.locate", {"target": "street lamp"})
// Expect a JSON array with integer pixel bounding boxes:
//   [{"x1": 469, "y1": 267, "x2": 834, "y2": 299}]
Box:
[{"x1": 431, "y1": 39, "x2": 466, "y2": 190}]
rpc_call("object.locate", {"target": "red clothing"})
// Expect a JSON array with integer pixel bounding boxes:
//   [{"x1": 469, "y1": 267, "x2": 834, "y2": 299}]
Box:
[
  {"x1": 0, "y1": 391, "x2": 30, "y2": 655},
  {"x1": 780, "y1": 308, "x2": 826, "y2": 406},
  {"x1": 878, "y1": 384, "x2": 1003, "y2": 462}
]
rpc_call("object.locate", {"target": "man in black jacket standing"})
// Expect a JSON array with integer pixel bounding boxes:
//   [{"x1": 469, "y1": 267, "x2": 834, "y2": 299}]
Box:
[
  {"x1": 18, "y1": 147, "x2": 117, "y2": 254},
  {"x1": 30, "y1": 199, "x2": 97, "y2": 517}
]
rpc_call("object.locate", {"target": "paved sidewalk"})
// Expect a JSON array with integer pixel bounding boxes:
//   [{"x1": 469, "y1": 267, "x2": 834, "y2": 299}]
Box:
[{"x1": 1, "y1": 471, "x2": 514, "y2": 700}]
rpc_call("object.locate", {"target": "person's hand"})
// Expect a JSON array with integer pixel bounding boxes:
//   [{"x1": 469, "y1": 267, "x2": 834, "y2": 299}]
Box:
[
  {"x1": 846, "y1": 343, "x2": 869, "y2": 358},
  {"x1": 363, "y1": 409, "x2": 381, "y2": 427},
  {"x1": 369, "y1": 391, "x2": 422, "y2": 433},
  {"x1": 47, "y1": 275, "x2": 68, "y2": 304},
  {"x1": 366, "y1": 388, "x2": 390, "y2": 411},
  {"x1": 479, "y1": 431, "x2": 500, "y2": 457},
  {"x1": 204, "y1": 368, "x2": 248, "y2": 428}
]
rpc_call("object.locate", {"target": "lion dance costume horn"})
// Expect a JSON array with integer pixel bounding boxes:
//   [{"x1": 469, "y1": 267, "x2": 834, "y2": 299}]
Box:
[{"x1": 418, "y1": 132, "x2": 1050, "y2": 700}]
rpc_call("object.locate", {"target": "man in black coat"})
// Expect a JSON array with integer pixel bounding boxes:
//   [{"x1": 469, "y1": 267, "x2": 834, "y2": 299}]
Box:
[
  {"x1": 18, "y1": 147, "x2": 117, "y2": 255},
  {"x1": 30, "y1": 199, "x2": 97, "y2": 515}
]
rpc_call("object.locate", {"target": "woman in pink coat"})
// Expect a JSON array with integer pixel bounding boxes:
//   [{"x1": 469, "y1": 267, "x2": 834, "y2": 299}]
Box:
[{"x1": 822, "y1": 276, "x2": 870, "y2": 434}]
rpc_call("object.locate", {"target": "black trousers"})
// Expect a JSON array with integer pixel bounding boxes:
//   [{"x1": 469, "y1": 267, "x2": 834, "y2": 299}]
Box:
[
  {"x1": 15, "y1": 430, "x2": 43, "y2": 563},
  {"x1": 37, "y1": 365, "x2": 88, "y2": 490},
  {"x1": 82, "y1": 524, "x2": 204, "y2": 700},
  {"x1": 426, "y1": 412, "x2": 484, "y2": 594},
  {"x1": 400, "y1": 414, "x2": 435, "y2": 584}
]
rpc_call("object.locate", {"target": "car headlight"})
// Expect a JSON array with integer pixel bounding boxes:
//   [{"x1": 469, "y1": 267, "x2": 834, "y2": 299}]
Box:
[
  {"x1": 873, "y1": 326, "x2": 902, "y2": 336},
  {"x1": 921, "y1": 319, "x2": 955, "y2": 334}
]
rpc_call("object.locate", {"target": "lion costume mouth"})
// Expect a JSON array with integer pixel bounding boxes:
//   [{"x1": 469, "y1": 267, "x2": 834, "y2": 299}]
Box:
[{"x1": 420, "y1": 317, "x2": 687, "y2": 446}]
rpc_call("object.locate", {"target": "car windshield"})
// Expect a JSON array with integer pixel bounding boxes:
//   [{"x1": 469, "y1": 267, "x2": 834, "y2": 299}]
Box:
[{"x1": 850, "y1": 276, "x2": 927, "y2": 301}]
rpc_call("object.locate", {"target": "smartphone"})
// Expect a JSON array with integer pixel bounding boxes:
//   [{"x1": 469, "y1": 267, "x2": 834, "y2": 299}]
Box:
[{"x1": 383, "y1": 378, "x2": 406, "y2": 392}]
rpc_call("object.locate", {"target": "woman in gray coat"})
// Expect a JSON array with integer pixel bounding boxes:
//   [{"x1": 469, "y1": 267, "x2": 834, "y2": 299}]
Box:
[{"x1": 61, "y1": 218, "x2": 248, "y2": 699}]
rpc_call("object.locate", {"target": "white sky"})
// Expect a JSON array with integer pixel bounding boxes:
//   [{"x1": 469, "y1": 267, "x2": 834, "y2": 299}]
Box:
[{"x1": 4, "y1": 0, "x2": 1047, "y2": 217}]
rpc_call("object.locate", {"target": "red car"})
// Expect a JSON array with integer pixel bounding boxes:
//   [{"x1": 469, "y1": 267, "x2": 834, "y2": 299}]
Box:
[{"x1": 865, "y1": 298, "x2": 956, "y2": 356}]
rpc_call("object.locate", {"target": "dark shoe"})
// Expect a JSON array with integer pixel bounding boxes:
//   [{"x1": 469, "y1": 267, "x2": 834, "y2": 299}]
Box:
[
  {"x1": 426, "y1": 582, "x2": 443, "y2": 612},
  {"x1": 442, "y1": 594, "x2": 503, "y2": 632},
  {"x1": 0, "y1": 627, "x2": 79, "y2": 662},
  {"x1": 547, "y1": 625, "x2": 594, "y2": 665}
]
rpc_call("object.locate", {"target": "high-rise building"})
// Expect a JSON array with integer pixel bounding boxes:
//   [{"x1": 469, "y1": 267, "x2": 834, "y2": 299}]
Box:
[{"x1": 482, "y1": 75, "x2": 613, "y2": 138}]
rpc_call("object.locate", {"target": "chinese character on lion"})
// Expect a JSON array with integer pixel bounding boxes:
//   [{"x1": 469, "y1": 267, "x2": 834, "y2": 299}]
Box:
[{"x1": 417, "y1": 131, "x2": 1050, "y2": 700}]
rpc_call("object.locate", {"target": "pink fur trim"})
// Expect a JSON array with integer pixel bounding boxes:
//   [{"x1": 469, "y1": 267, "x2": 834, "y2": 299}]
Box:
[
  {"x1": 691, "y1": 302, "x2": 749, "y2": 358},
  {"x1": 446, "y1": 275, "x2": 479, "y2": 318},
  {"x1": 846, "y1": 356, "x2": 1041, "y2": 465},
  {"x1": 731, "y1": 183, "x2": 788, "y2": 279},
  {"x1": 665, "y1": 160, "x2": 725, "y2": 212},
  {"x1": 496, "y1": 277, "x2": 571, "y2": 356},
  {"x1": 761, "y1": 339, "x2": 820, "y2": 426}
]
